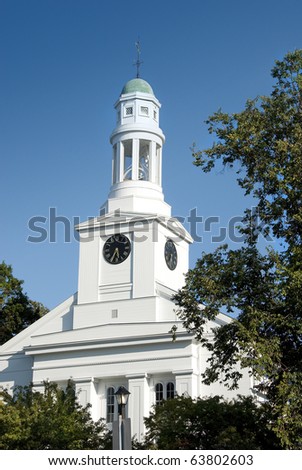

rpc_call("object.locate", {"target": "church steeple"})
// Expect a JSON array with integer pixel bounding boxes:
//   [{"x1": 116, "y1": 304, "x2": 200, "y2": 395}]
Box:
[
  {"x1": 101, "y1": 77, "x2": 171, "y2": 216},
  {"x1": 75, "y1": 75, "x2": 192, "y2": 307}
]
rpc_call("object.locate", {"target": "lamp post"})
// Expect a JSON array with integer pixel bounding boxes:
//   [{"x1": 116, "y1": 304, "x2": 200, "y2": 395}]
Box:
[{"x1": 113, "y1": 386, "x2": 131, "y2": 450}]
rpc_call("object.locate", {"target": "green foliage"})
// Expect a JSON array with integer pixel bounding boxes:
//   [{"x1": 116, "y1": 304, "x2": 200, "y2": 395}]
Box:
[
  {"x1": 142, "y1": 395, "x2": 280, "y2": 450},
  {"x1": 174, "y1": 50, "x2": 302, "y2": 449},
  {"x1": 0, "y1": 381, "x2": 111, "y2": 450},
  {"x1": 0, "y1": 261, "x2": 48, "y2": 345},
  {"x1": 192, "y1": 50, "x2": 302, "y2": 246}
]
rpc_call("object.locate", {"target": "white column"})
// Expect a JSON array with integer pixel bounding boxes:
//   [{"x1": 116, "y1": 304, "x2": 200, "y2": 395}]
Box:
[
  {"x1": 119, "y1": 141, "x2": 124, "y2": 182},
  {"x1": 158, "y1": 145, "x2": 162, "y2": 187},
  {"x1": 126, "y1": 373, "x2": 149, "y2": 442},
  {"x1": 132, "y1": 139, "x2": 139, "y2": 180}
]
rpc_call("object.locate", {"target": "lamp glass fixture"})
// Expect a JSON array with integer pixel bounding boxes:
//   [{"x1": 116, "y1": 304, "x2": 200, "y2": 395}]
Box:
[{"x1": 114, "y1": 386, "x2": 130, "y2": 406}]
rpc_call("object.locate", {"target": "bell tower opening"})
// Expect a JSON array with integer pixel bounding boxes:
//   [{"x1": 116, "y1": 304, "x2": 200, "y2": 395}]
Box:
[
  {"x1": 139, "y1": 139, "x2": 150, "y2": 181},
  {"x1": 123, "y1": 140, "x2": 133, "y2": 181}
]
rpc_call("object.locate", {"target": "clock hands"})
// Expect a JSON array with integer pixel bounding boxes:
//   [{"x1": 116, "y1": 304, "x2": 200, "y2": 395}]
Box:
[{"x1": 110, "y1": 247, "x2": 120, "y2": 263}]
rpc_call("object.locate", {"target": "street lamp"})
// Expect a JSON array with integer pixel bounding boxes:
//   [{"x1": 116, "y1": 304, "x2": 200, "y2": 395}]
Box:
[
  {"x1": 113, "y1": 386, "x2": 131, "y2": 450},
  {"x1": 114, "y1": 386, "x2": 130, "y2": 418}
]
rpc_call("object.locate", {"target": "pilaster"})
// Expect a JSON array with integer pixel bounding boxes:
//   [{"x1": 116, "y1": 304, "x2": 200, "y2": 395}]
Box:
[
  {"x1": 126, "y1": 373, "x2": 149, "y2": 442},
  {"x1": 173, "y1": 369, "x2": 199, "y2": 399},
  {"x1": 74, "y1": 377, "x2": 99, "y2": 421}
]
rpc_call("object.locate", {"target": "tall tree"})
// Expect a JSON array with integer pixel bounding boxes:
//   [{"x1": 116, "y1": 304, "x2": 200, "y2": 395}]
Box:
[
  {"x1": 0, "y1": 381, "x2": 111, "y2": 450},
  {"x1": 174, "y1": 50, "x2": 302, "y2": 449},
  {"x1": 143, "y1": 395, "x2": 280, "y2": 450},
  {"x1": 0, "y1": 262, "x2": 48, "y2": 345}
]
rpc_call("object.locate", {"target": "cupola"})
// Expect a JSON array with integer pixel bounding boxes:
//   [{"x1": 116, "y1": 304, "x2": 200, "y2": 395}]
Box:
[{"x1": 101, "y1": 77, "x2": 171, "y2": 216}]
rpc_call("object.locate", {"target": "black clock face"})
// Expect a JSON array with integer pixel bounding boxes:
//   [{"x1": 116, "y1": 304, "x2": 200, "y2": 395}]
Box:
[
  {"x1": 103, "y1": 234, "x2": 131, "y2": 264},
  {"x1": 164, "y1": 239, "x2": 177, "y2": 270}
]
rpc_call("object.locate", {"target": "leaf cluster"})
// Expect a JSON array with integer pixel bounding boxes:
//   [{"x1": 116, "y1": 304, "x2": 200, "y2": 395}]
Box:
[
  {"x1": 0, "y1": 381, "x2": 111, "y2": 450},
  {"x1": 0, "y1": 261, "x2": 48, "y2": 345},
  {"x1": 193, "y1": 50, "x2": 302, "y2": 246},
  {"x1": 142, "y1": 395, "x2": 280, "y2": 450}
]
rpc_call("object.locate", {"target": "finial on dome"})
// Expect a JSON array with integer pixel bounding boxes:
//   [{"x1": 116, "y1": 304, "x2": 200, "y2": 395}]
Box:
[{"x1": 133, "y1": 39, "x2": 143, "y2": 78}]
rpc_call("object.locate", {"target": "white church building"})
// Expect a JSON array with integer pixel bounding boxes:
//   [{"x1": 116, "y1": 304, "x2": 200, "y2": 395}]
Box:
[{"x1": 0, "y1": 77, "x2": 252, "y2": 441}]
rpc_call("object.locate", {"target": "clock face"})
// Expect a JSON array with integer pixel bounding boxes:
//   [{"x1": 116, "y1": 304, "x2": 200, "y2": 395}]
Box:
[
  {"x1": 164, "y1": 239, "x2": 177, "y2": 270},
  {"x1": 103, "y1": 234, "x2": 131, "y2": 264}
]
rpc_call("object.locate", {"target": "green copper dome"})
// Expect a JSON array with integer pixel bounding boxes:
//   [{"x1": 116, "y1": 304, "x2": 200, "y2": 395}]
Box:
[{"x1": 121, "y1": 78, "x2": 154, "y2": 96}]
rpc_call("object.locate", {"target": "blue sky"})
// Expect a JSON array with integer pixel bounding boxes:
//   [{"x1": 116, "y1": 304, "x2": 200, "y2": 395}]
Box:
[{"x1": 1, "y1": 0, "x2": 301, "y2": 309}]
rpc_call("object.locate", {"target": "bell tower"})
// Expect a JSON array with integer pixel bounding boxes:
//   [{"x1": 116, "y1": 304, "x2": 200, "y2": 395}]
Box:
[
  {"x1": 101, "y1": 78, "x2": 171, "y2": 216},
  {"x1": 74, "y1": 77, "x2": 192, "y2": 327}
]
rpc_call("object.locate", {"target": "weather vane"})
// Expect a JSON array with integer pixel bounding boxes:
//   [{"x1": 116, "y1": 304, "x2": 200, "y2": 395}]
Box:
[{"x1": 134, "y1": 39, "x2": 143, "y2": 78}]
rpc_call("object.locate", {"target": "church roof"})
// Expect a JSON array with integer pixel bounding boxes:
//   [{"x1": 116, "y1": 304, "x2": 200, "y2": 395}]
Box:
[{"x1": 121, "y1": 78, "x2": 154, "y2": 96}]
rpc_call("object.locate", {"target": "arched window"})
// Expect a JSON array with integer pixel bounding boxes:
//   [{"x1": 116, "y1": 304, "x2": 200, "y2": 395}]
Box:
[
  {"x1": 106, "y1": 387, "x2": 115, "y2": 423},
  {"x1": 166, "y1": 382, "x2": 175, "y2": 400},
  {"x1": 155, "y1": 383, "x2": 164, "y2": 406}
]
